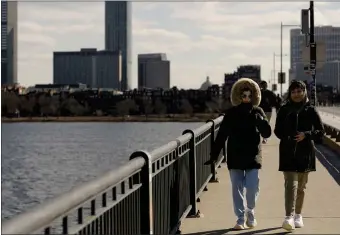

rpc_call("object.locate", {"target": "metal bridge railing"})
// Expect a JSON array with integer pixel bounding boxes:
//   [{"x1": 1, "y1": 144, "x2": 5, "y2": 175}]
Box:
[
  {"x1": 2, "y1": 115, "x2": 226, "y2": 235},
  {"x1": 322, "y1": 122, "x2": 340, "y2": 155}
]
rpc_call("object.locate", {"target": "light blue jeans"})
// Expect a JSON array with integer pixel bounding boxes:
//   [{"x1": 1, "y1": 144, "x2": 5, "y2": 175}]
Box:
[{"x1": 229, "y1": 169, "x2": 260, "y2": 225}]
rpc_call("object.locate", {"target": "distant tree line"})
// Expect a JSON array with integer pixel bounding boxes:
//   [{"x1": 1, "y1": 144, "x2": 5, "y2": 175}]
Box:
[{"x1": 1, "y1": 90, "x2": 230, "y2": 118}]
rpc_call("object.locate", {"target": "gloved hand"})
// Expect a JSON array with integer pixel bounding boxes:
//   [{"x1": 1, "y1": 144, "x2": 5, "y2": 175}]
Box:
[{"x1": 254, "y1": 113, "x2": 265, "y2": 127}]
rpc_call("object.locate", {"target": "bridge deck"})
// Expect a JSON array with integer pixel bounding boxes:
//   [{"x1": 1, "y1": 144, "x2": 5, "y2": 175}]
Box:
[{"x1": 181, "y1": 121, "x2": 340, "y2": 234}]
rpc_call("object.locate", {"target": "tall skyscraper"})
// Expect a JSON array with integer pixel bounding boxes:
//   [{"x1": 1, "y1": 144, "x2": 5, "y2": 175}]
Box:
[
  {"x1": 138, "y1": 53, "x2": 170, "y2": 89},
  {"x1": 1, "y1": 1, "x2": 18, "y2": 85},
  {"x1": 290, "y1": 26, "x2": 340, "y2": 90},
  {"x1": 105, "y1": 1, "x2": 132, "y2": 91}
]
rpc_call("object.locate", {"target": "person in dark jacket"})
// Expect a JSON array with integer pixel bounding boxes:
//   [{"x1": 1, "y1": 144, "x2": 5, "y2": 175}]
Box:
[
  {"x1": 274, "y1": 80, "x2": 324, "y2": 231},
  {"x1": 259, "y1": 80, "x2": 277, "y2": 144},
  {"x1": 275, "y1": 94, "x2": 282, "y2": 112},
  {"x1": 205, "y1": 78, "x2": 271, "y2": 230}
]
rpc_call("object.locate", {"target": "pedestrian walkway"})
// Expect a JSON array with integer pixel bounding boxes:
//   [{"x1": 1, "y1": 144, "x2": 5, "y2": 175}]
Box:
[{"x1": 181, "y1": 121, "x2": 340, "y2": 234}]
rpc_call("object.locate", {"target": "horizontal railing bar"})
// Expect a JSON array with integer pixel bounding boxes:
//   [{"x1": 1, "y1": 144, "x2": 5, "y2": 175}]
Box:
[
  {"x1": 150, "y1": 140, "x2": 179, "y2": 162},
  {"x1": 195, "y1": 174, "x2": 213, "y2": 200},
  {"x1": 192, "y1": 122, "x2": 213, "y2": 137},
  {"x1": 176, "y1": 133, "x2": 192, "y2": 146},
  {"x1": 150, "y1": 133, "x2": 191, "y2": 163},
  {"x1": 2, "y1": 157, "x2": 145, "y2": 234}
]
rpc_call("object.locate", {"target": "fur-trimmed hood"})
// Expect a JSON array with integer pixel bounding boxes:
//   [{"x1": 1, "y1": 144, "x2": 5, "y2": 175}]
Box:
[{"x1": 230, "y1": 78, "x2": 261, "y2": 107}]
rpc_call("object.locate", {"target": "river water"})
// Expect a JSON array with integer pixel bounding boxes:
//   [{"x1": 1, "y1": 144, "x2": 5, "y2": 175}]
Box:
[{"x1": 1, "y1": 122, "x2": 201, "y2": 220}]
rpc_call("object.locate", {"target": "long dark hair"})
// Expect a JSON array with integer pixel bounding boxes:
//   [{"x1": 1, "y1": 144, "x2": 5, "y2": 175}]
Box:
[{"x1": 285, "y1": 80, "x2": 307, "y2": 103}]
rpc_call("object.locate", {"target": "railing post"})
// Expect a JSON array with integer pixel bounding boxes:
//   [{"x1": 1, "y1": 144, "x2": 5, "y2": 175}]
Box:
[
  {"x1": 336, "y1": 130, "x2": 340, "y2": 142},
  {"x1": 206, "y1": 119, "x2": 219, "y2": 183},
  {"x1": 331, "y1": 128, "x2": 338, "y2": 138},
  {"x1": 219, "y1": 113, "x2": 227, "y2": 163},
  {"x1": 130, "y1": 151, "x2": 153, "y2": 235},
  {"x1": 182, "y1": 129, "x2": 199, "y2": 217},
  {"x1": 222, "y1": 144, "x2": 227, "y2": 163},
  {"x1": 324, "y1": 125, "x2": 331, "y2": 135}
]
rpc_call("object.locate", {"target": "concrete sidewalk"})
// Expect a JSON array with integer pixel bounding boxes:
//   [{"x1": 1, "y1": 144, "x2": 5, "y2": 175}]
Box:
[{"x1": 181, "y1": 123, "x2": 340, "y2": 234}]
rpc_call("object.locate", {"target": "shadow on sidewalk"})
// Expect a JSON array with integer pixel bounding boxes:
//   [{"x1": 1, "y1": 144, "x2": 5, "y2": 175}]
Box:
[
  {"x1": 315, "y1": 145, "x2": 340, "y2": 186},
  {"x1": 183, "y1": 226, "x2": 291, "y2": 235}
]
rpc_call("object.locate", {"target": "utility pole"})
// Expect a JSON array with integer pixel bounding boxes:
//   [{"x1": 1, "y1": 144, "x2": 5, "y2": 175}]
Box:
[
  {"x1": 279, "y1": 23, "x2": 299, "y2": 97},
  {"x1": 309, "y1": 1, "x2": 317, "y2": 106},
  {"x1": 280, "y1": 22, "x2": 283, "y2": 96}
]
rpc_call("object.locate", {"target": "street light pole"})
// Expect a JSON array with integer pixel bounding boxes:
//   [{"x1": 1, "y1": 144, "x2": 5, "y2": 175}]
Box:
[
  {"x1": 309, "y1": 1, "x2": 317, "y2": 106},
  {"x1": 273, "y1": 52, "x2": 276, "y2": 85},
  {"x1": 273, "y1": 53, "x2": 288, "y2": 85},
  {"x1": 338, "y1": 61, "x2": 340, "y2": 92},
  {"x1": 280, "y1": 22, "x2": 301, "y2": 97},
  {"x1": 332, "y1": 60, "x2": 340, "y2": 92},
  {"x1": 328, "y1": 60, "x2": 340, "y2": 93},
  {"x1": 280, "y1": 22, "x2": 283, "y2": 96}
]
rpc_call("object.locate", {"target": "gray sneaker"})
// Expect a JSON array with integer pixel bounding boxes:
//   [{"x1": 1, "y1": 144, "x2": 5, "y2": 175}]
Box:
[{"x1": 246, "y1": 209, "x2": 257, "y2": 228}]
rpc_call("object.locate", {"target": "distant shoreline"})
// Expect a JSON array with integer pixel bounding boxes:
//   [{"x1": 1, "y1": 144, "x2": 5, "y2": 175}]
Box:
[{"x1": 1, "y1": 114, "x2": 219, "y2": 123}]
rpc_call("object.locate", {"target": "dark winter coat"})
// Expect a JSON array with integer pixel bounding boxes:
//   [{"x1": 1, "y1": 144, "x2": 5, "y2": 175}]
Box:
[
  {"x1": 274, "y1": 101, "x2": 325, "y2": 172},
  {"x1": 259, "y1": 89, "x2": 277, "y2": 113},
  {"x1": 275, "y1": 96, "x2": 283, "y2": 111},
  {"x1": 209, "y1": 78, "x2": 272, "y2": 170}
]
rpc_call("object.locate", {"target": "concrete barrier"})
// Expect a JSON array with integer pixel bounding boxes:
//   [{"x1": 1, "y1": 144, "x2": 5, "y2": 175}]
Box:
[{"x1": 322, "y1": 123, "x2": 340, "y2": 155}]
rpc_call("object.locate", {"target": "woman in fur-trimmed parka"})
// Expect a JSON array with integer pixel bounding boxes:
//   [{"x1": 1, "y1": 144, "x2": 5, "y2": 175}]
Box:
[{"x1": 205, "y1": 78, "x2": 271, "y2": 230}]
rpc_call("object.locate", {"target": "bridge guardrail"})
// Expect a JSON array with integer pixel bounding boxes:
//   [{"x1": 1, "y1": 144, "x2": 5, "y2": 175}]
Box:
[
  {"x1": 316, "y1": 109, "x2": 340, "y2": 154},
  {"x1": 2, "y1": 115, "x2": 226, "y2": 235},
  {"x1": 322, "y1": 122, "x2": 340, "y2": 155}
]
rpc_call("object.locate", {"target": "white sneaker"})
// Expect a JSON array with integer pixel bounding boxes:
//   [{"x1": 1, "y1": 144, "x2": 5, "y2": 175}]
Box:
[
  {"x1": 233, "y1": 223, "x2": 245, "y2": 230},
  {"x1": 294, "y1": 214, "x2": 304, "y2": 228},
  {"x1": 246, "y1": 209, "x2": 257, "y2": 228},
  {"x1": 282, "y1": 216, "x2": 295, "y2": 231}
]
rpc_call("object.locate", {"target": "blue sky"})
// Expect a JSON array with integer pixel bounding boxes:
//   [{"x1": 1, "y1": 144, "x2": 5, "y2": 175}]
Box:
[{"x1": 18, "y1": 1, "x2": 340, "y2": 90}]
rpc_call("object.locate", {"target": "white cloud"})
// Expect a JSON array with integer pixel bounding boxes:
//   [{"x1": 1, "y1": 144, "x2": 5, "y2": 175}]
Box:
[
  {"x1": 17, "y1": 2, "x2": 340, "y2": 91},
  {"x1": 20, "y1": 2, "x2": 102, "y2": 23},
  {"x1": 19, "y1": 53, "x2": 51, "y2": 61},
  {"x1": 19, "y1": 33, "x2": 56, "y2": 47}
]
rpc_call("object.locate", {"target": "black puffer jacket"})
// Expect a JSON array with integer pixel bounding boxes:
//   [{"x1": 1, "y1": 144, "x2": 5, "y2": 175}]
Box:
[
  {"x1": 274, "y1": 101, "x2": 325, "y2": 172},
  {"x1": 209, "y1": 78, "x2": 272, "y2": 170},
  {"x1": 210, "y1": 105, "x2": 271, "y2": 170}
]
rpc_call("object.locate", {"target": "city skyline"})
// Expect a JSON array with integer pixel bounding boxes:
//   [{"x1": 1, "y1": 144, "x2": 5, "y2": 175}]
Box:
[{"x1": 17, "y1": 2, "x2": 340, "y2": 90}]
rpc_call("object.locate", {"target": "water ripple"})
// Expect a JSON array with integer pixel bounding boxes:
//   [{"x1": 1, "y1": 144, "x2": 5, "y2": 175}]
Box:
[{"x1": 1, "y1": 122, "x2": 201, "y2": 220}]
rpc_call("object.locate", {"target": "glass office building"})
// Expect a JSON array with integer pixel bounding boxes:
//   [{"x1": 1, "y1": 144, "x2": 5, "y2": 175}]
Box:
[
  {"x1": 1, "y1": 1, "x2": 17, "y2": 85},
  {"x1": 290, "y1": 26, "x2": 340, "y2": 91}
]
